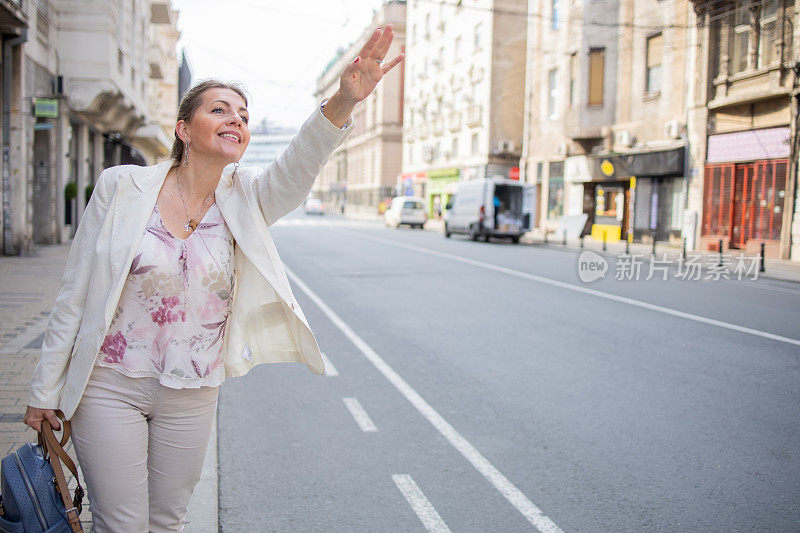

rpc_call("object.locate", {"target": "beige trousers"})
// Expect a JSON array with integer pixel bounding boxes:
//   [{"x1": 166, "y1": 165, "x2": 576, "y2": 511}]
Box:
[{"x1": 70, "y1": 366, "x2": 218, "y2": 532}]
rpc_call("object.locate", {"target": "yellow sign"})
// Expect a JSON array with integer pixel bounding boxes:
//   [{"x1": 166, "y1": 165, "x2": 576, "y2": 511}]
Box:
[
  {"x1": 600, "y1": 159, "x2": 614, "y2": 177},
  {"x1": 630, "y1": 176, "x2": 636, "y2": 189}
]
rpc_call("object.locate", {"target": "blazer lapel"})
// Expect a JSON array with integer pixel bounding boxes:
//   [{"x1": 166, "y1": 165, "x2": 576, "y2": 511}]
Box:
[{"x1": 106, "y1": 161, "x2": 172, "y2": 326}]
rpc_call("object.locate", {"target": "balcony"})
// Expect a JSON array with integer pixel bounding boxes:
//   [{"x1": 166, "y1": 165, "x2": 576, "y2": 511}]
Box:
[
  {"x1": 446, "y1": 112, "x2": 461, "y2": 132},
  {"x1": 466, "y1": 105, "x2": 482, "y2": 127}
]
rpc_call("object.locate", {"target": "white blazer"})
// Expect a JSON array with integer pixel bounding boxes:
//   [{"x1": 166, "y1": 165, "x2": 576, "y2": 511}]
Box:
[{"x1": 28, "y1": 106, "x2": 353, "y2": 419}]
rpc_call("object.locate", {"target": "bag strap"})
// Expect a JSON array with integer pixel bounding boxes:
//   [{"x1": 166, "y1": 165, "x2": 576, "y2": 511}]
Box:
[{"x1": 41, "y1": 412, "x2": 84, "y2": 533}]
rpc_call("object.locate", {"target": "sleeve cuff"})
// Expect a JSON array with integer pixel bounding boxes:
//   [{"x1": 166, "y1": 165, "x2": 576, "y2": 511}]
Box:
[{"x1": 319, "y1": 98, "x2": 354, "y2": 131}]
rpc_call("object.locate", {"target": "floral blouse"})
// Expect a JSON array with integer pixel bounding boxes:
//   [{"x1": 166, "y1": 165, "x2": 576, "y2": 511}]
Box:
[{"x1": 96, "y1": 202, "x2": 234, "y2": 388}]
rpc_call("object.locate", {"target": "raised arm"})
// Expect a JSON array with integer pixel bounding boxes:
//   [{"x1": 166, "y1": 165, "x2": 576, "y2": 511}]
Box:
[{"x1": 255, "y1": 24, "x2": 404, "y2": 225}]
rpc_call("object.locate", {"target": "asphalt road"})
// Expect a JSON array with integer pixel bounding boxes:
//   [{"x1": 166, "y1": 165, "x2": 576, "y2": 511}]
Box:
[{"x1": 218, "y1": 211, "x2": 800, "y2": 532}]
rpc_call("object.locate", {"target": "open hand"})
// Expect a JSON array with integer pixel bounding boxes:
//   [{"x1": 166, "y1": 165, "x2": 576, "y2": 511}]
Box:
[{"x1": 338, "y1": 24, "x2": 404, "y2": 105}]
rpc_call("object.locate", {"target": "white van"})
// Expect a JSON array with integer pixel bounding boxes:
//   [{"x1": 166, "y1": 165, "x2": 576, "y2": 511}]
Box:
[
  {"x1": 384, "y1": 196, "x2": 428, "y2": 229},
  {"x1": 444, "y1": 178, "x2": 536, "y2": 243}
]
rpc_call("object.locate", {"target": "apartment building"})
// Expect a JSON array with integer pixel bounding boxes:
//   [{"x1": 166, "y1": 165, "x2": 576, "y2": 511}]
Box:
[
  {"x1": 0, "y1": 0, "x2": 181, "y2": 254},
  {"x1": 523, "y1": 0, "x2": 694, "y2": 247},
  {"x1": 522, "y1": 0, "x2": 620, "y2": 233},
  {"x1": 314, "y1": 1, "x2": 406, "y2": 217},
  {"x1": 401, "y1": 0, "x2": 527, "y2": 217},
  {"x1": 688, "y1": 0, "x2": 798, "y2": 260}
]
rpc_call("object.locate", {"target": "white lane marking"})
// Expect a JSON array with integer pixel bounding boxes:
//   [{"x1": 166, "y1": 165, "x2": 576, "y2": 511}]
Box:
[
  {"x1": 350, "y1": 233, "x2": 800, "y2": 347},
  {"x1": 343, "y1": 397, "x2": 378, "y2": 432},
  {"x1": 285, "y1": 266, "x2": 562, "y2": 533},
  {"x1": 392, "y1": 474, "x2": 452, "y2": 533},
  {"x1": 321, "y1": 352, "x2": 339, "y2": 376}
]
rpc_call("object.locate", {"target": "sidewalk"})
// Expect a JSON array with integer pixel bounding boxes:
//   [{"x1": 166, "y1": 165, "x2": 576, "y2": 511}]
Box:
[
  {"x1": 418, "y1": 218, "x2": 800, "y2": 283},
  {"x1": 0, "y1": 244, "x2": 216, "y2": 531}
]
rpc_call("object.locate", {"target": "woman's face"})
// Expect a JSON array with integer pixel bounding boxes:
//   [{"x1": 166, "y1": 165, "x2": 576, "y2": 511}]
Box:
[{"x1": 180, "y1": 88, "x2": 251, "y2": 165}]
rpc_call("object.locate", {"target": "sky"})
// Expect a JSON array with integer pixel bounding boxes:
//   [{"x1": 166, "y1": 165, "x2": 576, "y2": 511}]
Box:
[{"x1": 171, "y1": 0, "x2": 386, "y2": 130}]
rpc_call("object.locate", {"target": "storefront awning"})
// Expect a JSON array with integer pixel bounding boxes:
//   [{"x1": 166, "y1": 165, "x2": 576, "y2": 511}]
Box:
[{"x1": 590, "y1": 146, "x2": 685, "y2": 180}]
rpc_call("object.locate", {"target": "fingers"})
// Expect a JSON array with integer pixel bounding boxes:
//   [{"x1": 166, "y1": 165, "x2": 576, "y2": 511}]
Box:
[
  {"x1": 357, "y1": 28, "x2": 383, "y2": 60},
  {"x1": 373, "y1": 24, "x2": 394, "y2": 60},
  {"x1": 45, "y1": 411, "x2": 62, "y2": 431},
  {"x1": 381, "y1": 53, "x2": 405, "y2": 75}
]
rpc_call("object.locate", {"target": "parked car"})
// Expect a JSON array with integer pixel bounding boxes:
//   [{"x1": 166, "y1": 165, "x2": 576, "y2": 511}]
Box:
[
  {"x1": 304, "y1": 198, "x2": 325, "y2": 215},
  {"x1": 444, "y1": 178, "x2": 536, "y2": 243},
  {"x1": 384, "y1": 196, "x2": 427, "y2": 229}
]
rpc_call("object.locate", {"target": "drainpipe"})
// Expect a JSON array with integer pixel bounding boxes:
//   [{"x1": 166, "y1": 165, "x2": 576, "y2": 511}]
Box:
[{"x1": 2, "y1": 29, "x2": 28, "y2": 255}]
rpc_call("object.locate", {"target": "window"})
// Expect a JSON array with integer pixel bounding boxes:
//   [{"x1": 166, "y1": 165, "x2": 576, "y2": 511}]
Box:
[
  {"x1": 759, "y1": 0, "x2": 779, "y2": 67},
  {"x1": 454, "y1": 35, "x2": 461, "y2": 63},
  {"x1": 425, "y1": 13, "x2": 431, "y2": 39},
  {"x1": 118, "y1": 48, "x2": 124, "y2": 74},
  {"x1": 551, "y1": 0, "x2": 560, "y2": 30},
  {"x1": 474, "y1": 24, "x2": 482, "y2": 50},
  {"x1": 547, "y1": 68, "x2": 558, "y2": 119},
  {"x1": 547, "y1": 162, "x2": 565, "y2": 219},
  {"x1": 588, "y1": 48, "x2": 604, "y2": 106},
  {"x1": 439, "y1": 47, "x2": 445, "y2": 71},
  {"x1": 452, "y1": 137, "x2": 458, "y2": 157},
  {"x1": 645, "y1": 34, "x2": 662, "y2": 94},
  {"x1": 731, "y1": 1, "x2": 751, "y2": 73},
  {"x1": 569, "y1": 53, "x2": 577, "y2": 106},
  {"x1": 471, "y1": 133, "x2": 479, "y2": 155}
]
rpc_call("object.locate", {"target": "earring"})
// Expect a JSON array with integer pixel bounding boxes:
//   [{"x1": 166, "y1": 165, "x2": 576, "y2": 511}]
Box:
[
  {"x1": 183, "y1": 141, "x2": 190, "y2": 167},
  {"x1": 233, "y1": 161, "x2": 239, "y2": 177}
]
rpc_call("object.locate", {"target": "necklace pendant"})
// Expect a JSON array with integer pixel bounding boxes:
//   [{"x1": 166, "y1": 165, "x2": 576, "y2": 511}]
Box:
[{"x1": 187, "y1": 219, "x2": 199, "y2": 231}]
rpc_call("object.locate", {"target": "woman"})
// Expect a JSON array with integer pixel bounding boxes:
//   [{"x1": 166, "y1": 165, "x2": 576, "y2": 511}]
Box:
[{"x1": 23, "y1": 25, "x2": 403, "y2": 531}]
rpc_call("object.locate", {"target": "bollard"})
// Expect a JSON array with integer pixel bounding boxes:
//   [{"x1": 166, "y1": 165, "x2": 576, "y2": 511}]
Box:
[
  {"x1": 579, "y1": 234, "x2": 584, "y2": 248},
  {"x1": 602, "y1": 231, "x2": 607, "y2": 253},
  {"x1": 760, "y1": 242, "x2": 766, "y2": 272},
  {"x1": 681, "y1": 237, "x2": 686, "y2": 261},
  {"x1": 625, "y1": 237, "x2": 630, "y2": 255},
  {"x1": 562, "y1": 229, "x2": 567, "y2": 246},
  {"x1": 544, "y1": 230, "x2": 548, "y2": 244},
  {"x1": 651, "y1": 232, "x2": 656, "y2": 257},
  {"x1": 718, "y1": 239, "x2": 723, "y2": 267}
]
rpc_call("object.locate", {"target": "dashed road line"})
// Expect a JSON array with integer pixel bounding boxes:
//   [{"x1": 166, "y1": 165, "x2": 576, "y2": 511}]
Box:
[
  {"x1": 321, "y1": 352, "x2": 339, "y2": 376},
  {"x1": 342, "y1": 397, "x2": 378, "y2": 432},
  {"x1": 392, "y1": 474, "x2": 451, "y2": 533},
  {"x1": 286, "y1": 266, "x2": 563, "y2": 533}
]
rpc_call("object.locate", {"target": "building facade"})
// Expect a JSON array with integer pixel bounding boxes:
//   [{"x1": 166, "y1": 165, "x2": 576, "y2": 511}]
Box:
[
  {"x1": 689, "y1": 0, "x2": 798, "y2": 260},
  {"x1": 314, "y1": 1, "x2": 406, "y2": 217},
  {"x1": 401, "y1": 0, "x2": 527, "y2": 218},
  {"x1": 0, "y1": 0, "x2": 181, "y2": 254},
  {"x1": 523, "y1": 0, "x2": 693, "y2": 246}
]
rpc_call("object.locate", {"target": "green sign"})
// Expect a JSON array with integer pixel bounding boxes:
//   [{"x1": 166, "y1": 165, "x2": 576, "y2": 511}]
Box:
[{"x1": 34, "y1": 98, "x2": 58, "y2": 118}]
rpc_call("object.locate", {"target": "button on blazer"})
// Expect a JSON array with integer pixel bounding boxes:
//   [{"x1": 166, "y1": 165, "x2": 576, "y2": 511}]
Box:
[{"x1": 28, "y1": 106, "x2": 353, "y2": 419}]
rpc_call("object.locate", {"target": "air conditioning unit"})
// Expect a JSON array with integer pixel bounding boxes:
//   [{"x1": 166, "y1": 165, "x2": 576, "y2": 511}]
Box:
[
  {"x1": 496, "y1": 139, "x2": 515, "y2": 154},
  {"x1": 664, "y1": 120, "x2": 682, "y2": 139},
  {"x1": 615, "y1": 130, "x2": 632, "y2": 148}
]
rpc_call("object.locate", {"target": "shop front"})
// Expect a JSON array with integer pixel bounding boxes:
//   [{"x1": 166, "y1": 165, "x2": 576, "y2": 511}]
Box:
[
  {"x1": 701, "y1": 127, "x2": 790, "y2": 256},
  {"x1": 589, "y1": 147, "x2": 685, "y2": 244},
  {"x1": 426, "y1": 167, "x2": 460, "y2": 219},
  {"x1": 397, "y1": 171, "x2": 427, "y2": 199}
]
